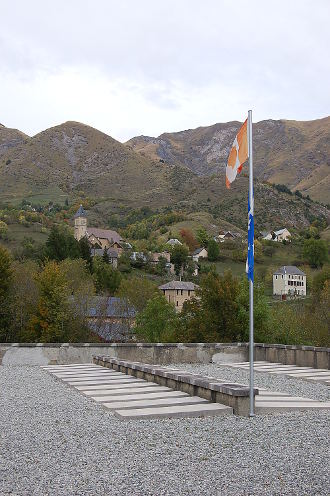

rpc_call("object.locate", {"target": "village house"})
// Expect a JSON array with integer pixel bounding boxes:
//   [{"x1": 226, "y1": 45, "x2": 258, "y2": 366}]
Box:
[
  {"x1": 216, "y1": 231, "x2": 241, "y2": 243},
  {"x1": 74, "y1": 205, "x2": 124, "y2": 255},
  {"x1": 273, "y1": 266, "x2": 306, "y2": 299},
  {"x1": 130, "y1": 252, "x2": 147, "y2": 264},
  {"x1": 263, "y1": 228, "x2": 291, "y2": 242},
  {"x1": 159, "y1": 280, "x2": 199, "y2": 312},
  {"x1": 166, "y1": 238, "x2": 182, "y2": 246},
  {"x1": 192, "y1": 247, "x2": 208, "y2": 262},
  {"x1": 91, "y1": 247, "x2": 118, "y2": 268},
  {"x1": 86, "y1": 296, "x2": 136, "y2": 342},
  {"x1": 149, "y1": 252, "x2": 171, "y2": 264}
]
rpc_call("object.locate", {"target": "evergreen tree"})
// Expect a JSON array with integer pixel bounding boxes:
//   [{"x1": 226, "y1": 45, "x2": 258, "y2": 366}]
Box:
[
  {"x1": 102, "y1": 247, "x2": 110, "y2": 264},
  {"x1": 207, "y1": 239, "x2": 220, "y2": 261},
  {"x1": 79, "y1": 236, "x2": 93, "y2": 272},
  {"x1": 93, "y1": 257, "x2": 122, "y2": 294},
  {"x1": 45, "y1": 225, "x2": 80, "y2": 261},
  {"x1": 170, "y1": 244, "x2": 189, "y2": 276}
]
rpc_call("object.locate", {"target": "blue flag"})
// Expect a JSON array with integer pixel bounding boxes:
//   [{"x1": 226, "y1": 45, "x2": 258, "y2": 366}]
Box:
[{"x1": 246, "y1": 195, "x2": 254, "y2": 282}]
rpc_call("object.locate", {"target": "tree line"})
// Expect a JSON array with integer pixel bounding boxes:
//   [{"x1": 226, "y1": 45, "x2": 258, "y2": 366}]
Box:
[{"x1": 134, "y1": 268, "x2": 330, "y2": 347}]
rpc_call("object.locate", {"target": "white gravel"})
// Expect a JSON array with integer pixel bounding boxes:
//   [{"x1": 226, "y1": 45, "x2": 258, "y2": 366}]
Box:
[{"x1": 1, "y1": 365, "x2": 329, "y2": 496}]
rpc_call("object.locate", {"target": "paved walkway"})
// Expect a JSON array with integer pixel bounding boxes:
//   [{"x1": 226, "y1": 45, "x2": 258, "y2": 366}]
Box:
[
  {"x1": 42, "y1": 363, "x2": 330, "y2": 417},
  {"x1": 42, "y1": 364, "x2": 232, "y2": 420},
  {"x1": 223, "y1": 361, "x2": 330, "y2": 385}
]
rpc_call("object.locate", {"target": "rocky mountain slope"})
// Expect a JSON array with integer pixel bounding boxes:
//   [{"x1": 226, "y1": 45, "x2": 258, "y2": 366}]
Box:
[
  {"x1": 0, "y1": 120, "x2": 328, "y2": 232},
  {"x1": 0, "y1": 121, "x2": 185, "y2": 206},
  {"x1": 0, "y1": 124, "x2": 28, "y2": 158},
  {"x1": 126, "y1": 117, "x2": 330, "y2": 204}
]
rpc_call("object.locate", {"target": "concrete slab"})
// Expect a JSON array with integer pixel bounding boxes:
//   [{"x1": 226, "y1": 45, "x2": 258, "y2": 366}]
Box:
[
  {"x1": 61, "y1": 374, "x2": 134, "y2": 382},
  {"x1": 42, "y1": 365, "x2": 97, "y2": 369},
  {"x1": 92, "y1": 391, "x2": 188, "y2": 402},
  {"x1": 54, "y1": 370, "x2": 121, "y2": 375},
  {"x1": 114, "y1": 402, "x2": 233, "y2": 420},
  {"x1": 103, "y1": 396, "x2": 208, "y2": 411},
  {"x1": 74, "y1": 382, "x2": 166, "y2": 391},
  {"x1": 55, "y1": 373, "x2": 124, "y2": 379},
  {"x1": 68, "y1": 378, "x2": 144, "y2": 386},
  {"x1": 223, "y1": 362, "x2": 330, "y2": 385},
  {"x1": 80, "y1": 386, "x2": 172, "y2": 398}
]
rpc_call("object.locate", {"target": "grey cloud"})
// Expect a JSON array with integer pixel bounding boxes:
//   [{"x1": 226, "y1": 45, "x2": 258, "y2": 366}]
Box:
[{"x1": 0, "y1": 0, "x2": 329, "y2": 137}]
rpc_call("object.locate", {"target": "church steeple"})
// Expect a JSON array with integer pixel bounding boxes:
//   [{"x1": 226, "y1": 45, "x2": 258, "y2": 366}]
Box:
[
  {"x1": 74, "y1": 205, "x2": 87, "y2": 240},
  {"x1": 74, "y1": 204, "x2": 86, "y2": 219}
]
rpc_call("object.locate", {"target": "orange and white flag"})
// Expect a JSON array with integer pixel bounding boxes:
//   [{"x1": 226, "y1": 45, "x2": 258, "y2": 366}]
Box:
[{"x1": 226, "y1": 119, "x2": 248, "y2": 188}]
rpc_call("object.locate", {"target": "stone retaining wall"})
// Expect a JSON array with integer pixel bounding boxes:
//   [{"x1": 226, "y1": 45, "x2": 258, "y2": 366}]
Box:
[{"x1": 0, "y1": 342, "x2": 328, "y2": 368}]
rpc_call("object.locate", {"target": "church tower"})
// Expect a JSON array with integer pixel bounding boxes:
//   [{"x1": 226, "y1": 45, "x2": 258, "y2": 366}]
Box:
[{"x1": 74, "y1": 205, "x2": 87, "y2": 241}]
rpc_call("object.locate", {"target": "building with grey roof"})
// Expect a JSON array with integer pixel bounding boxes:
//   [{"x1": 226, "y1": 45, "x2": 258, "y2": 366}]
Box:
[
  {"x1": 73, "y1": 205, "x2": 124, "y2": 256},
  {"x1": 159, "y1": 281, "x2": 199, "y2": 311},
  {"x1": 87, "y1": 296, "x2": 136, "y2": 342},
  {"x1": 273, "y1": 266, "x2": 306, "y2": 298}
]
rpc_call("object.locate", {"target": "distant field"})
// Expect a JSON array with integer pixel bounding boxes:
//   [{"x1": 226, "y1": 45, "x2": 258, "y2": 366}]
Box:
[
  {"x1": 3, "y1": 223, "x2": 49, "y2": 251},
  {"x1": 0, "y1": 186, "x2": 68, "y2": 207}
]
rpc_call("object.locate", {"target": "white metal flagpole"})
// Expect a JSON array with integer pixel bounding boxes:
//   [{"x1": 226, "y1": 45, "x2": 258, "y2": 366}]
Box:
[{"x1": 248, "y1": 109, "x2": 254, "y2": 417}]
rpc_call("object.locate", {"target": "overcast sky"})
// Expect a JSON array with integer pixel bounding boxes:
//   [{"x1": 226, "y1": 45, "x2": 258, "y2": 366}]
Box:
[{"x1": 1, "y1": 0, "x2": 329, "y2": 141}]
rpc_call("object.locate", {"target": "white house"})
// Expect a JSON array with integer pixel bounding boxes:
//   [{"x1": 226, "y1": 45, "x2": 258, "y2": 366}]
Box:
[
  {"x1": 192, "y1": 247, "x2": 208, "y2": 262},
  {"x1": 273, "y1": 266, "x2": 306, "y2": 298},
  {"x1": 264, "y1": 228, "x2": 291, "y2": 242},
  {"x1": 166, "y1": 238, "x2": 182, "y2": 246}
]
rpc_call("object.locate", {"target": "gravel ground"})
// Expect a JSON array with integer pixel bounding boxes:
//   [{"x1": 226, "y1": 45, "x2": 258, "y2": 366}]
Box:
[{"x1": 0, "y1": 365, "x2": 329, "y2": 496}]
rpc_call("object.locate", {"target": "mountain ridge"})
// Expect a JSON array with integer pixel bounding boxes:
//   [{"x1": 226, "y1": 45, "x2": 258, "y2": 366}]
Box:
[
  {"x1": 0, "y1": 119, "x2": 328, "y2": 233},
  {"x1": 126, "y1": 116, "x2": 330, "y2": 203}
]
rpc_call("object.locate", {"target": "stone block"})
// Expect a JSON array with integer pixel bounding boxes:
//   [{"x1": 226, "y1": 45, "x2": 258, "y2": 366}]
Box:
[
  {"x1": 114, "y1": 402, "x2": 233, "y2": 420},
  {"x1": 75, "y1": 382, "x2": 161, "y2": 391},
  {"x1": 103, "y1": 396, "x2": 208, "y2": 411},
  {"x1": 92, "y1": 391, "x2": 188, "y2": 402},
  {"x1": 82, "y1": 385, "x2": 171, "y2": 396}
]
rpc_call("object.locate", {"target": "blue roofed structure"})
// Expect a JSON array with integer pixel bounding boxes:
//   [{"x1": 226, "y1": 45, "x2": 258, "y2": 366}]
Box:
[
  {"x1": 86, "y1": 296, "x2": 136, "y2": 342},
  {"x1": 74, "y1": 205, "x2": 87, "y2": 218}
]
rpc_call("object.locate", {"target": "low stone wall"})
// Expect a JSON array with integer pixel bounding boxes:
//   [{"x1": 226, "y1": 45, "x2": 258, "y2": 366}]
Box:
[
  {"x1": 0, "y1": 343, "x2": 247, "y2": 366},
  {"x1": 253, "y1": 343, "x2": 329, "y2": 370},
  {"x1": 0, "y1": 342, "x2": 328, "y2": 368}
]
